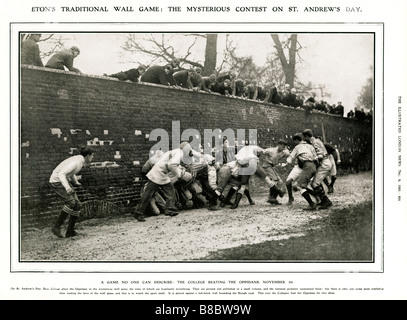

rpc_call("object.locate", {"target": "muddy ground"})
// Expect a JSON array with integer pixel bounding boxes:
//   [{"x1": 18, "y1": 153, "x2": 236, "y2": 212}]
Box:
[{"x1": 20, "y1": 172, "x2": 372, "y2": 261}]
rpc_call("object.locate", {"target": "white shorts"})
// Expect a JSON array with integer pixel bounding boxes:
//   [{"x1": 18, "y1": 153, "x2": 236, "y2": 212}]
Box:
[
  {"x1": 328, "y1": 154, "x2": 337, "y2": 176},
  {"x1": 312, "y1": 157, "x2": 333, "y2": 188},
  {"x1": 287, "y1": 165, "x2": 302, "y2": 182}
]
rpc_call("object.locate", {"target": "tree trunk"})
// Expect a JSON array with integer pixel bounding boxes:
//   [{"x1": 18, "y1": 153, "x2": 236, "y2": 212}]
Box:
[
  {"x1": 203, "y1": 34, "x2": 217, "y2": 76},
  {"x1": 271, "y1": 34, "x2": 297, "y2": 87}
]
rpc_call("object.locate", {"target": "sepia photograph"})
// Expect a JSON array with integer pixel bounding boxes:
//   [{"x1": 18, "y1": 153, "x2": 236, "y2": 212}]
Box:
[
  {"x1": 4, "y1": 0, "x2": 407, "y2": 302},
  {"x1": 17, "y1": 30, "x2": 377, "y2": 267}
]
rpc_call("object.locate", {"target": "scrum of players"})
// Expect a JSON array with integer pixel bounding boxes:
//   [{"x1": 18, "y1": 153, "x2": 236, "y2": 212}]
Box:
[{"x1": 132, "y1": 128, "x2": 341, "y2": 222}]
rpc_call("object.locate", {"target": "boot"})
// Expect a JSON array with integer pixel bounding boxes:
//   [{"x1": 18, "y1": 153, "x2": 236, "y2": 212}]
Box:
[
  {"x1": 301, "y1": 190, "x2": 316, "y2": 211},
  {"x1": 323, "y1": 177, "x2": 330, "y2": 188},
  {"x1": 231, "y1": 193, "x2": 242, "y2": 209},
  {"x1": 133, "y1": 208, "x2": 146, "y2": 222},
  {"x1": 267, "y1": 186, "x2": 281, "y2": 205},
  {"x1": 328, "y1": 176, "x2": 336, "y2": 194},
  {"x1": 51, "y1": 211, "x2": 69, "y2": 238},
  {"x1": 244, "y1": 189, "x2": 255, "y2": 205},
  {"x1": 286, "y1": 182, "x2": 294, "y2": 205},
  {"x1": 65, "y1": 215, "x2": 79, "y2": 238},
  {"x1": 318, "y1": 195, "x2": 333, "y2": 209},
  {"x1": 315, "y1": 185, "x2": 333, "y2": 209},
  {"x1": 220, "y1": 188, "x2": 236, "y2": 207},
  {"x1": 306, "y1": 187, "x2": 320, "y2": 204}
]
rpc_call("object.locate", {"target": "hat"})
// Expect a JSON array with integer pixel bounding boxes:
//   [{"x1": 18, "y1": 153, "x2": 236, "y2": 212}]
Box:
[
  {"x1": 70, "y1": 46, "x2": 80, "y2": 53},
  {"x1": 278, "y1": 139, "x2": 287, "y2": 145},
  {"x1": 138, "y1": 64, "x2": 147, "y2": 71},
  {"x1": 302, "y1": 129, "x2": 313, "y2": 137},
  {"x1": 293, "y1": 133, "x2": 302, "y2": 141},
  {"x1": 179, "y1": 141, "x2": 190, "y2": 150}
]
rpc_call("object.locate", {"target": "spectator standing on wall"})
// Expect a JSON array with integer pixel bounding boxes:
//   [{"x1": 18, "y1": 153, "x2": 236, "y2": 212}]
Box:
[
  {"x1": 105, "y1": 64, "x2": 147, "y2": 83},
  {"x1": 49, "y1": 147, "x2": 94, "y2": 238},
  {"x1": 334, "y1": 101, "x2": 345, "y2": 117},
  {"x1": 45, "y1": 46, "x2": 82, "y2": 74},
  {"x1": 21, "y1": 33, "x2": 43, "y2": 67}
]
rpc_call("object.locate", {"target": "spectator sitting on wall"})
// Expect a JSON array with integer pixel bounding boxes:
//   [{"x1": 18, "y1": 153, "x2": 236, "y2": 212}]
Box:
[
  {"x1": 140, "y1": 64, "x2": 175, "y2": 86},
  {"x1": 347, "y1": 109, "x2": 355, "y2": 118},
  {"x1": 170, "y1": 58, "x2": 181, "y2": 72},
  {"x1": 302, "y1": 99, "x2": 315, "y2": 114},
  {"x1": 280, "y1": 84, "x2": 291, "y2": 106},
  {"x1": 233, "y1": 78, "x2": 245, "y2": 97},
  {"x1": 243, "y1": 81, "x2": 257, "y2": 100},
  {"x1": 263, "y1": 82, "x2": 281, "y2": 104},
  {"x1": 256, "y1": 84, "x2": 267, "y2": 102},
  {"x1": 286, "y1": 87, "x2": 297, "y2": 107},
  {"x1": 104, "y1": 64, "x2": 147, "y2": 83},
  {"x1": 45, "y1": 46, "x2": 82, "y2": 74},
  {"x1": 315, "y1": 100, "x2": 326, "y2": 113},
  {"x1": 355, "y1": 107, "x2": 367, "y2": 121},
  {"x1": 365, "y1": 110, "x2": 373, "y2": 123},
  {"x1": 200, "y1": 74, "x2": 217, "y2": 93},
  {"x1": 190, "y1": 67, "x2": 203, "y2": 91},
  {"x1": 173, "y1": 67, "x2": 196, "y2": 89},
  {"x1": 328, "y1": 104, "x2": 336, "y2": 114},
  {"x1": 21, "y1": 33, "x2": 44, "y2": 67},
  {"x1": 294, "y1": 94, "x2": 304, "y2": 109},
  {"x1": 214, "y1": 79, "x2": 233, "y2": 96}
]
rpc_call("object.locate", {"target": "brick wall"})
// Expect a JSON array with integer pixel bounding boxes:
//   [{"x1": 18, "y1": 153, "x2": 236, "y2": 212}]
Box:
[{"x1": 19, "y1": 66, "x2": 373, "y2": 228}]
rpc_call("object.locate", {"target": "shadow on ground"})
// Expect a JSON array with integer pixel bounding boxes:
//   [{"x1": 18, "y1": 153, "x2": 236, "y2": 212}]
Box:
[{"x1": 202, "y1": 201, "x2": 373, "y2": 261}]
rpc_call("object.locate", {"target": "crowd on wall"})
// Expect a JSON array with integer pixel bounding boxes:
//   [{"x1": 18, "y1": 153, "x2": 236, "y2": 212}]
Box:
[{"x1": 20, "y1": 34, "x2": 373, "y2": 121}]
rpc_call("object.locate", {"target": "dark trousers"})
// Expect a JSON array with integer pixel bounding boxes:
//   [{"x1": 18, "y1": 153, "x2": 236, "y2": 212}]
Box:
[{"x1": 137, "y1": 180, "x2": 178, "y2": 215}]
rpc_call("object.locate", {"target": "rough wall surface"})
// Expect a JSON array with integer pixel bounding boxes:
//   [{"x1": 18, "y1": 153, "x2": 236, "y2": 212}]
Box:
[{"x1": 19, "y1": 66, "x2": 373, "y2": 228}]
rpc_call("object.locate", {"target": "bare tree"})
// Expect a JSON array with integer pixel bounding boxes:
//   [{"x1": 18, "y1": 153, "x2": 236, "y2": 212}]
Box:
[
  {"x1": 21, "y1": 33, "x2": 69, "y2": 59},
  {"x1": 38, "y1": 34, "x2": 67, "y2": 59},
  {"x1": 217, "y1": 34, "x2": 268, "y2": 83},
  {"x1": 203, "y1": 34, "x2": 217, "y2": 75},
  {"x1": 122, "y1": 33, "x2": 218, "y2": 73},
  {"x1": 270, "y1": 34, "x2": 303, "y2": 87}
]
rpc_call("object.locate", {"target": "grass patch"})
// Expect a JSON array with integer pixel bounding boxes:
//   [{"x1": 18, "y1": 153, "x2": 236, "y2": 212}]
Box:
[{"x1": 203, "y1": 201, "x2": 373, "y2": 261}]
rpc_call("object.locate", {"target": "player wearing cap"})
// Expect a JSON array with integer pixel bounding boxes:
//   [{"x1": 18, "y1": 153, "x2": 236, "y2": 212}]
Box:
[
  {"x1": 302, "y1": 129, "x2": 333, "y2": 209},
  {"x1": 45, "y1": 46, "x2": 82, "y2": 73}
]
